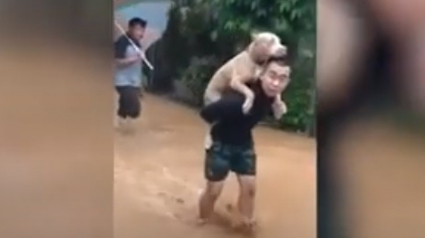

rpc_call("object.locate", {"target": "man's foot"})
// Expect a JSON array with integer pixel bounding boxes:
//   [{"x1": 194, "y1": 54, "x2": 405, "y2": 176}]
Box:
[
  {"x1": 125, "y1": 118, "x2": 137, "y2": 134},
  {"x1": 226, "y1": 204, "x2": 257, "y2": 232},
  {"x1": 226, "y1": 204, "x2": 244, "y2": 229},
  {"x1": 242, "y1": 218, "x2": 257, "y2": 231},
  {"x1": 232, "y1": 218, "x2": 257, "y2": 235},
  {"x1": 115, "y1": 117, "x2": 136, "y2": 135},
  {"x1": 114, "y1": 117, "x2": 119, "y2": 128},
  {"x1": 115, "y1": 117, "x2": 126, "y2": 128},
  {"x1": 196, "y1": 218, "x2": 208, "y2": 226}
]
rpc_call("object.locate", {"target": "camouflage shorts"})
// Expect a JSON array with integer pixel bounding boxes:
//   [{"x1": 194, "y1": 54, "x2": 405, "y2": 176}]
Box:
[{"x1": 204, "y1": 141, "x2": 256, "y2": 182}]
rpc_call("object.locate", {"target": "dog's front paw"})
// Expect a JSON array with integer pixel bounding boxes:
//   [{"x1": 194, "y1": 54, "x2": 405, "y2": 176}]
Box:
[{"x1": 242, "y1": 97, "x2": 254, "y2": 114}]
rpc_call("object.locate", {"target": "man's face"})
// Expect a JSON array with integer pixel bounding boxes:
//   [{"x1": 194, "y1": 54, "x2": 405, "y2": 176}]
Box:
[
  {"x1": 129, "y1": 25, "x2": 145, "y2": 40},
  {"x1": 260, "y1": 62, "x2": 291, "y2": 97}
]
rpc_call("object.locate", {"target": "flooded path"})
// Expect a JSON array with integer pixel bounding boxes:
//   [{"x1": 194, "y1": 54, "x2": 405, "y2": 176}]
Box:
[{"x1": 114, "y1": 94, "x2": 316, "y2": 238}]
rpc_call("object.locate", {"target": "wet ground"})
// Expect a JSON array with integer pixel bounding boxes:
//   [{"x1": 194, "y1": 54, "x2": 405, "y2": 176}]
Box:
[{"x1": 114, "y1": 94, "x2": 316, "y2": 238}]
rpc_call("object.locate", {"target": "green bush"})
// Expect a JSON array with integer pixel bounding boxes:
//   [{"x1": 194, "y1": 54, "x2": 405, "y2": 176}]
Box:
[
  {"x1": 147, "y1": 2, "x2": 190, "y2": 92},
  {"x1": 179, "y1": 56, "x2": 221, "y2": 106},
  {"x1": 280, "y1": 46, "x2": 315, "y2": 132}
]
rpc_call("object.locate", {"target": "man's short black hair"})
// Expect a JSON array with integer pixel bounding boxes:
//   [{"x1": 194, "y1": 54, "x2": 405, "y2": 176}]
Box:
[
  {"x1": 128, "y1": 17, "x2": 147, "y2": 28},
  {"x1": 266, "y1": 55, "x2": 289, "y2": 67}
]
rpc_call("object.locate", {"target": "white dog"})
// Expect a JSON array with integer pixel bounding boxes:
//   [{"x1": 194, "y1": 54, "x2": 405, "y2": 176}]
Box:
[{"x1": 203, "y1": 32, "x2": 287, "y2": 148}]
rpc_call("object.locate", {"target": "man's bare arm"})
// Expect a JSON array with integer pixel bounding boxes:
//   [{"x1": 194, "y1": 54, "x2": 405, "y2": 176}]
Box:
[
  {"x1": 114, "y1": 36, "x2": 141, "y2": 67},
  {"x1": 230, "y1": 70, "x2": 255, "y2": 99},
  {"x1": 271, "y1": 96, "x2": 287, "y2": 119},
  {"x1": 230, "y1": 68, "x2": 256, "y2": 114}
]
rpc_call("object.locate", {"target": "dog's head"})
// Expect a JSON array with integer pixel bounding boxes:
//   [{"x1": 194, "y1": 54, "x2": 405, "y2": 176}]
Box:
[{"x1": 248, "y1": 32, "x2": 287, "y2": 64}]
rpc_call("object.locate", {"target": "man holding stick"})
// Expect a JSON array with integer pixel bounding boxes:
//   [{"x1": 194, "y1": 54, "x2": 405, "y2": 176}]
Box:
[{"x1": 114, "y1": 17, "x2": 147, "y2": 130}]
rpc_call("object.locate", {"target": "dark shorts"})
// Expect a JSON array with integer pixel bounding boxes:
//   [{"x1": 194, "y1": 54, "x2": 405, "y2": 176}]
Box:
[
  {"x1": 204, "y1": 141, "x2": 256, "y2": 182},
  {"x1": 115, "y1": 86, "x2": 141, "y2": 119}
]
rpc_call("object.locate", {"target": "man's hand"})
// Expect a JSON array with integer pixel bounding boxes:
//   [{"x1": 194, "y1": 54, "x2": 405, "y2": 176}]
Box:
[
  {"x1": 129, "y1": 54, "x2": 142, "y2": 63},
  {"x1": 242, "y1": 94, "x2": 255, "y2": 114},
  {"x1": 272, "y1": 98, "x2": 287, "y2": 119},
  {"x1": 116, "y1": 54, "x2": 142, "y2": 67}
]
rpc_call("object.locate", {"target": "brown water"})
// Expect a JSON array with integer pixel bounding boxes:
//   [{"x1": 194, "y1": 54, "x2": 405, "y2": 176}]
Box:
[
  {"x1": 0, "y1": 45, "x2": 314, "y2": 237},
  {"x1": 114, "y1": 94, "x2": 316, "y2": 238}
]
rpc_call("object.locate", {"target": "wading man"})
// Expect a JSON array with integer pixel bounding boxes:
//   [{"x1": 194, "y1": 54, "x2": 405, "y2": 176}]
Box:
[
  {"x1": 198, "y1": 57, "x2": 291, "y2": 229},
  {"x1": 114, "y1": 17, "x2": 147, "y2": 130}
]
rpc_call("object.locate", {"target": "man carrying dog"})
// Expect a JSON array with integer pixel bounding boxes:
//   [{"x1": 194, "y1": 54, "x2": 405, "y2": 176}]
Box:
[{"x1": 198, "y1": 56, "x2": 291, "y2": 229}]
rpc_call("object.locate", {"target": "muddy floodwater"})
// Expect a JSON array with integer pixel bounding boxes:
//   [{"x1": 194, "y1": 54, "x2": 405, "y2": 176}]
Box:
[{"x1": 114, "y1": 94, "x2": 316, "y2": 238}]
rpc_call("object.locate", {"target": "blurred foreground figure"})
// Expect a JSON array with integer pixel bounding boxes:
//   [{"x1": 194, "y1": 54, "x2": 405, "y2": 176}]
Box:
[
  {"x1": 0, "y1": 0, "x2": 112, "y2": 237},
  {"x1": 198, "y1": 58, "x2": 291, "y2": 232},
  {"x1": 318, "y1": 0, "x2": 425, "y2": 237}
]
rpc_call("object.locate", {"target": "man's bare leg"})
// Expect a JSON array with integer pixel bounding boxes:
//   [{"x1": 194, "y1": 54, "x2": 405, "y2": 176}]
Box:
[
  {"x1": 236, "y1": 175, "x2": 256, "y2": 227},
  {"x1": 116, "y1": 117, "x2": 127, "y2": 129},
  {"x1": 198, "y1": 180, "x2": 224, "y2": 224},
  {"x1": 125, "y1": 118, "x2": 137, "y2": 134}
]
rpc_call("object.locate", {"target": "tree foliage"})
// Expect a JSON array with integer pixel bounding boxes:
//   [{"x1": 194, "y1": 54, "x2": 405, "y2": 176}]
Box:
[{"x1": 148, "y1": 0, "x2": 316, "y2": 134}]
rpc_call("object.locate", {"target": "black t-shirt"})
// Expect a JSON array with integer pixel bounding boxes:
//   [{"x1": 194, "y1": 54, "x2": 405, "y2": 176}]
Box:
[
  {"x1": 200, "y1": 81, "x2": 275, "y2": 146},
  {"x1": 114, "y1": 33, "x2": 141, "y2": 59}
]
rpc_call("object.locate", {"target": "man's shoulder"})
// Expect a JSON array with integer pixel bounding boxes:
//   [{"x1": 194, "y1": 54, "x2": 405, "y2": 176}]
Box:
[
  {"x1": 115, "y1": 34, "x2": 142, "y2": 48},
  {"x1": 115, "y1": 35, "x2": 130, "y2": 46}
]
